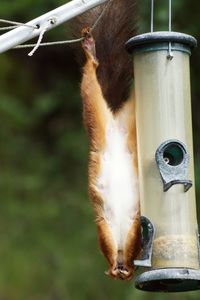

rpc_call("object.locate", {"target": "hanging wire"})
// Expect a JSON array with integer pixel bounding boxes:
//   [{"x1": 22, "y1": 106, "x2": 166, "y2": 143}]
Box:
[
  {"x1": 0, "y1": 18, "x2": 37, "y2": 30},
  {"x1": 15, "y1": 38, "x2": 84, "y2": 48},
  {"x1": 0, "y1": 26, "x2": 19, "y2": 31},
  {"x1": 167, "y1": 0, "x2": 173, "y2": 60},
  {"x1": 90, "y1": 0, "x2": 112, "y2": 32},
  {"x1": 150, "y1": 0, "x2": 173, "y2": 33},
  {"x1": 28, "y1": 23, "x2": 49, "y2": 56},
  {"x1": 150, "y1": 0, "x2": 173, "y2": 60},
  {"x1": 150, "y1": 0, "x2": 154, "y2": 32},
  {"x1": 169, "y1": 0, "x2": 172, "y2": 32}
]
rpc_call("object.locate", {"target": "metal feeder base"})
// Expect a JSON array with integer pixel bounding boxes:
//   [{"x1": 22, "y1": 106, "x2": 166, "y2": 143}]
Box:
[{"x1": 135, "y1": 268, "x2": 200, "y2": 292}]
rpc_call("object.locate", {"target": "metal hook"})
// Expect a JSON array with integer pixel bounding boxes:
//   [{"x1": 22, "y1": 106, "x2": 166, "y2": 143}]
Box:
[
  {"x1": 167, "y1": 42, "x2": 174, "y2": 60},
  {"x1": 150, "y1": 0, "x2": 174, "y2": 59}
]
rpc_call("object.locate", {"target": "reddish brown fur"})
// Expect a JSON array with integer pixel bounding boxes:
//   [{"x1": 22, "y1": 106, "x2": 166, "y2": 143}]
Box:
[
  {"x1": 72, "y1": 0, "x2": 138, "y2": 111},
  {"x1": 80, "y1": 30, "x2": 141, "y2": 280}
]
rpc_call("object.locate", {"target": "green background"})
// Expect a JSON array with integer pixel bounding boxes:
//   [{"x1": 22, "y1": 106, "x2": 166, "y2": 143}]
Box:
[{"x1": 0, "y1": 0, "x2": 200, "y2": 299}]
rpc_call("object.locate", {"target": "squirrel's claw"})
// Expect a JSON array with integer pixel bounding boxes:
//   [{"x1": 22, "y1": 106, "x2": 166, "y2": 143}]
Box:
[{"x1": 81, "y1": 27, "x2": 91, "y2": 38}]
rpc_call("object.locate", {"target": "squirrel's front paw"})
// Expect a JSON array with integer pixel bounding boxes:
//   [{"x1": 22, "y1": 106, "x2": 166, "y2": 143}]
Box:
[
  {"x1": 106, "y1": 264, "x2": 134, "y2": 281},
  {"x1": 81, "y1": 27, "x2": 98, "y2": 66}
]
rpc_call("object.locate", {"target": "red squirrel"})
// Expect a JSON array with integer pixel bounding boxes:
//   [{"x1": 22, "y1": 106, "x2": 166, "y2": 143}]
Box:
[{"x1": 75, "y1": 0, "x2": 141, "y2": 280}]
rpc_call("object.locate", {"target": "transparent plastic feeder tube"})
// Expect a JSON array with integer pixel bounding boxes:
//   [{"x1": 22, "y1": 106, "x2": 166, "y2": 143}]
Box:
[{"x1": 127, "y1": 32, "x2": 199, "y2": 270}]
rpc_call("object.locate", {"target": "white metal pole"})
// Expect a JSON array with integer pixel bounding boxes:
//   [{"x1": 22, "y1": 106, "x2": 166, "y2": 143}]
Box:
[{"x1": 0, "y1": 0, "x2": 109, "y2": 54}]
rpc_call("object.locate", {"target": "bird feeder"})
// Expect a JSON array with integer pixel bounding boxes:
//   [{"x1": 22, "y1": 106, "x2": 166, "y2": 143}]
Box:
[{"x1": 126, "y1": 1, "x2": 200, "y2": 293}]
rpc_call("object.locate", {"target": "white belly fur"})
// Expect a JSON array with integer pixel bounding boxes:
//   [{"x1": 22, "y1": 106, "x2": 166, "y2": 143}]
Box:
[{"x1": 96, "y1": 119, "x2": 138, "y2": 250}]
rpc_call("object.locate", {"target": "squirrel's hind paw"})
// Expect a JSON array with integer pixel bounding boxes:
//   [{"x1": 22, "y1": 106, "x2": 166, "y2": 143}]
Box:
[{"x1": 81, "y1": 28, "x2": 98, "y2": 65}]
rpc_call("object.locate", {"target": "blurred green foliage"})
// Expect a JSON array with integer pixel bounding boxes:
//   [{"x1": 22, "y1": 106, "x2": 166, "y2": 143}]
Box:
[{"x1": 0, "y1": 0, "x2": 200, "y2": 299}]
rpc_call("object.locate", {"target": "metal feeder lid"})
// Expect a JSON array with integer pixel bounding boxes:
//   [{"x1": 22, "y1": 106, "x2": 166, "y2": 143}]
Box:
[
  {"x1": 135, "y1": 268, "x2": 200, "y2": 293},
  {"x1": 126, "y1": 31, "x2": 197, "y2": 54}
]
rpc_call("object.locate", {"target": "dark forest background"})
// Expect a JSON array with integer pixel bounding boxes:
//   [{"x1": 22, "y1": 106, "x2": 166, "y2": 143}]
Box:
[{"x1": 0, "y1": 0, "x2": 200, "y2": 299}]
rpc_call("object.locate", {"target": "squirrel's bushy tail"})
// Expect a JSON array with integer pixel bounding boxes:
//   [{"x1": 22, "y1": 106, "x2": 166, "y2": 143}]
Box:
[{"x1": 73, "y1": 0, "x2": 138, "y2": 111}]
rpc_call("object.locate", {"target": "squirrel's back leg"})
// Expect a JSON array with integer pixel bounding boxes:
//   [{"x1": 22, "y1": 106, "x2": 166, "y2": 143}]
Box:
[
  {"x1": 80, "y1": 29, "x2": 119, "y2": 275},
  {"x1": 114, "y1": 96, "x2": 141, "y2": 278},
  {"x1": 80, "y1": 29, "x2": 111, "y2": 152}
]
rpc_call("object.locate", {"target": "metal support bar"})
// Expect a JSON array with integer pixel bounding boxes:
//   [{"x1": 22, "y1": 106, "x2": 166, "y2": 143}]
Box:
[{"x1": 0, "y1": 0, "x2": 109, "y2": 54}]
